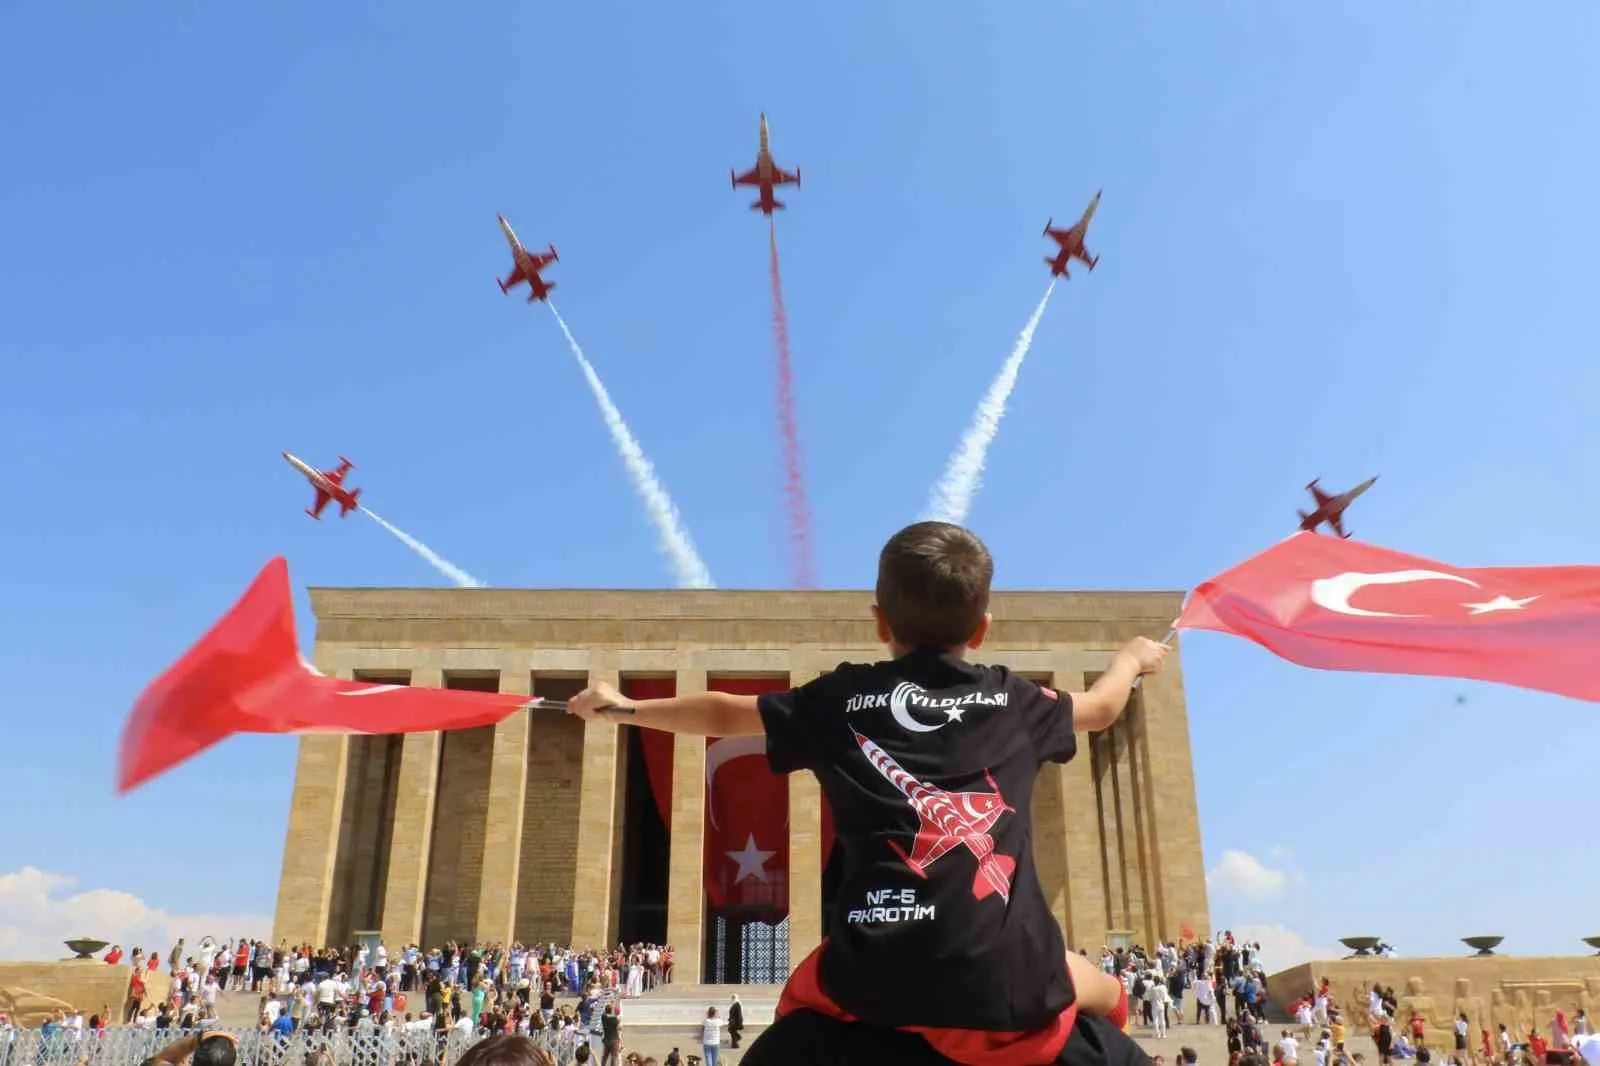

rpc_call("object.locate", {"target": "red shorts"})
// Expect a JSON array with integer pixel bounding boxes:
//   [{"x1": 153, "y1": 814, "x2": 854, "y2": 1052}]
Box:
[{"x1": 764, "y1": 942, "x2": 1083, "y2": 1066}]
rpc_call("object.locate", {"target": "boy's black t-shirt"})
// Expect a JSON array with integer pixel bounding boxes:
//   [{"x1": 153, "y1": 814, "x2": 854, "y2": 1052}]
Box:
[{"x1": 757, "y1": 648, "x2": 1078, "y2": 1034}]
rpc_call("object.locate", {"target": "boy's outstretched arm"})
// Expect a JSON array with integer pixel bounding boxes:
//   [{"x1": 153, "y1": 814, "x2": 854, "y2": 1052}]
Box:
[
  {"x1": 1065, "y1": 950, "x2": 1128, "y2": 1020},
  {"x1": 567, "y1": 681, "x2": 763, "y2": 737},
  {"x1": 1069, "y1": 636, "x2": 1170, "y2": 733}
]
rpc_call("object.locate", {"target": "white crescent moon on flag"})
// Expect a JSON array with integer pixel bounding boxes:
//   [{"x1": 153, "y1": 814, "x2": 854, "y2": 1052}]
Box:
[
  {"x1": 889, "y1": 681, "x2": 948, "y2": 733},
  {"x1": 1309, "y1": 569, "x2": 1481, "y2": 618},
  {"x1": 704, "y1": 734, "x2": 770, "y2": 831},
  {"x1": 334, "y1": 686, "x2": 405, "y2": 697}
]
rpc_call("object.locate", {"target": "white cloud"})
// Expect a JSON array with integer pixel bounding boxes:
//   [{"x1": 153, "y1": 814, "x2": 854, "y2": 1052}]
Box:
[
  {"x1": 1207, "y1": 849, "x2": 1291, "y2": 902},
  {"x1": 0, "y1": 867, "x2": 271, "y2": 963},
  {"x1": 1227, "y1": 923, "x2": 1340, "y2": 973}
]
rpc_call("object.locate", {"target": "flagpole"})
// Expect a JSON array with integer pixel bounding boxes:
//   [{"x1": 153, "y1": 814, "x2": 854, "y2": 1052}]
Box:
[
  {"x1": 1132, "y1": 620, "x2": 1181, "y2": 691},
  {"x1": 523, "y1": 697, "x2": 635, "y2": 718}
]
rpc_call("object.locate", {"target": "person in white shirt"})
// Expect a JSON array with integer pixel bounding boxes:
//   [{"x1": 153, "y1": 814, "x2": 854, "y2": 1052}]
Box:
[
  {"x1": 316, "y1": 976, "x2": 340, "y2": 1024},
  {"x1": 1195, "y1": 975, "x2": 1217, "y2": 1025},
  {"x1": 1148, "y1": 979, "x2": 1172, "y2": 1038},
  {"x1": 701, "y1": 1006, "x2": 725, "y2": 1066},
  {"x1": 1278, "y1": 1030, "x2": 1300, "y2": 1063}
]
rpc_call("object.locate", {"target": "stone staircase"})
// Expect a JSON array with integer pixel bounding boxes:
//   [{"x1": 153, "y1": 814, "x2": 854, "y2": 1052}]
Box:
[
  {"x1": 619, "y1": 983, "x2": 779, "y2": 1033},
  {"x1": 219, "y1": 986, "x2": 1387, "y2": 1065},
  {"x1": 214, "y1": 991, "x2": 267, "y2": 1028}
]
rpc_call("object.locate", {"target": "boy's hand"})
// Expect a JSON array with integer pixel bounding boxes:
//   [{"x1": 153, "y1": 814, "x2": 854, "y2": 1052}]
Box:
[
  {"x1": 1119, "y1": 636, "x2": 1170, "y2": 675},
  {"x1": 568, "y1": 681, "x2": 633, "y2": 720}
]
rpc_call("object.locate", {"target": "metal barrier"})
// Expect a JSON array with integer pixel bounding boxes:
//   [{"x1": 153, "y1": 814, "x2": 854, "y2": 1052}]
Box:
[{"x1": 0, "y1": 1027, "x2": 601, "y2": 1066}]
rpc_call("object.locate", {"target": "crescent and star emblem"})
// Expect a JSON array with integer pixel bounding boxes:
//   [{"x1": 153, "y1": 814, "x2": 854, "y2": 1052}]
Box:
[
  {"x1": 888, "y1": 681, "x2": 964, "y2": 733},
  {"x1": 703, "y1": 736, "x2": 780, "y2": 884},
  {"x1": 1309, "y1": 569, "x2": 1541, "y2": 618}
]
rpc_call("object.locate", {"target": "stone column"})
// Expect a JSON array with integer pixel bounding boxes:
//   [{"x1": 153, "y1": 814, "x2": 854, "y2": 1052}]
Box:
[
  {"x1": 1040, "y1": 657, "x2": 1108, "y2": 952},
  {"x1": 570, "y1": 665, "x2": 621, "y2": 949},
  {"x1": 788, "y1": 767, "x2": 824, "y2": 968},
  {"x1": 1105, "y1": 721, "x2": 1145, "y2": 940},
  {"x1": 785, "y1": 661, "x2": 826, "y2": 969},
  {"x1": 1031, "y1": 758, "x2": 1071, "y2": 937},
  {"x1": 1061, "y1": 738, "x2": 1108, "y2": 952},
  {"x1": 475, "y1": 669, "x2": 531, "y2": 947},
  {"x1": 665, "y1": 667, "x2": 708, "y2": 983},
  {"x1": 272, "y1": 732, "x2": 350, "y2": 946},
  {"x1": 380, "y1": 666, "x2": 443, "y2": 948},
  {"x1": 1136, "y1": 639, "x2": 1209, "y2": 941}
]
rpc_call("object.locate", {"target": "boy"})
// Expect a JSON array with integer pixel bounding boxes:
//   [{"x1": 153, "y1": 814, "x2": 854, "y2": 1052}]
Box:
[{"x1": 568, "y1": 521, "x2": 1168, "y2": 1064}]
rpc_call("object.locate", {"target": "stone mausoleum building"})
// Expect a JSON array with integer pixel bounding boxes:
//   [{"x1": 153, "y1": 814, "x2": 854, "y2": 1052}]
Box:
[{"x1": 272, "y1": 586, "x2": 1210, "y2": 985}]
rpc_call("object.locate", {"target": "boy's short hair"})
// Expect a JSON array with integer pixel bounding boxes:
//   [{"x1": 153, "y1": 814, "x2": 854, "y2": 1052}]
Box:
[{"x1": 875, "y1": 521, "x2": 993, "y2": 649}]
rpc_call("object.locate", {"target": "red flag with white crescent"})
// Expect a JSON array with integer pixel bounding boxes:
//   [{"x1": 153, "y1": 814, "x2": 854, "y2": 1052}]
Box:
[
  {"x1": 703, "y1": 678, "x2": 789, "y2": 920},
  {"x1": 1178, "y1": 532, "x2": 1600, "y2": 701},
  {"x1": 117, "y1": 558, "x2": 527, "y2": 793},
  {"x1": 588, "y1": 679, "x2": 839, "y2": 891}
]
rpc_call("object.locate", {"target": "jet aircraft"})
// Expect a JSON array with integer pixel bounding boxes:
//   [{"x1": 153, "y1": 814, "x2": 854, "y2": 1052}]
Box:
[
  {"x1": 496, "y1": 214, "x2": 559, "y2": 302},
  {"x1": 1042, "y1": 191, "x2": 1102, "y2": 278},
  {"x1": 1298, "y1": 476, "x2": 1378, "y2": 538},
  {"x1": 853, "y1": 729, "x2": 1017, "y2": 903},
  {"x1": 731, "y1": 113, "x2": 801, "y2": 215},
  {"x1": 283, "y1": 452, "x2": 361, "y2": 519}
]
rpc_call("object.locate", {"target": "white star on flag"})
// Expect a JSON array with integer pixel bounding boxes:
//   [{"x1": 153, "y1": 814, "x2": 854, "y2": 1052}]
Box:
[
  {"x1": 1464, "y1": 595, "x2": 1540, "y2": 615},
  {"x1": 726, "y1": 833, "x2": 775, "y2": 884}
]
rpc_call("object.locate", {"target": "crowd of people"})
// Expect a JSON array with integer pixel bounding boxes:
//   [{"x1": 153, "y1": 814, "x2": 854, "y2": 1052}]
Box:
[
  {"x1": 3, "y1": 930, "x2": 1594, "y2": 1066},
  {"x1": 101, "y1": 941, "x2": 675, "y2": 1011},
  {"x1": 1100, "y1": 933, "x2": 1273, "y2": 1041},
  {"x1": 51, "y1": 938, "x2": 675, "y2": 1064},
  {"x1": 1281, "y1": 979, "x2": 1597, "y2": 1066}
]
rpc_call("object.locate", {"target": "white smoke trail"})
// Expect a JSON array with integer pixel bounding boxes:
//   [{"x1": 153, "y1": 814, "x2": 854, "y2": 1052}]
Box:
[
  {"x1": 360, "y1": 508, "x2": 485, "y2": 588},
  {"x1": 924, "y1": 279, "x2": 1058, "y2": 525},
  {"x1": 547, "y1": 302, "x2": 716, "y2": 589}
]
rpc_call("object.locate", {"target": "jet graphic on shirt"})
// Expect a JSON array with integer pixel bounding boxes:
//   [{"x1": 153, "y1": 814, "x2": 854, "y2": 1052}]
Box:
[{"x1": 852, "y1": 728, "x2": 1017, "y2": 902}]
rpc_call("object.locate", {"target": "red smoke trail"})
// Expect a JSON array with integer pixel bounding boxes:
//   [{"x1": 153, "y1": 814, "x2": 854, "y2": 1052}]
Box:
[{"x1": 768, "y1": 219, "x2": 815, "y2": 588}]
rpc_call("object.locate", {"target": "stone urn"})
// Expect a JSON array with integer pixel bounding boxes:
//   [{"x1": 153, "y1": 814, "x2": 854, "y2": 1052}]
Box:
[
  {"x1": 64, "y1": 938, "x2": 109, "y2": 960},
  {"x1": 1340, "y1": 936, "x2": 1382, "y2": 957},
  {"x1": 1462, "y1": 936, "x2": 1503, "y2": 956},
  {"x1": 1582, "y1": 936, "x2": 1600, "y2": 956}
]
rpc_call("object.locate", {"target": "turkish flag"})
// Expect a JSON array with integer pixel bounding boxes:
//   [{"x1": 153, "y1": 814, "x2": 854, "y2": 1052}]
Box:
[
  {"x1": 117, "y1": 557, "x2": 526, "y2": 793},
  {"x1": 1178, "y1": 532, "x2": 1600, "y2": 701},
  {"x1": 704, "y1": 677, "x2": 789, "y2": 920}
]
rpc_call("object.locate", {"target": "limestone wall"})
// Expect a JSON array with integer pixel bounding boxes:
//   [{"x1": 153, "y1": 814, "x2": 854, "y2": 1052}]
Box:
[
  {"x1": 0, "y1": 960, "x2": 170, "y2": 1026},
  {"x1": 1269, "y1": 956, "x2": 1600, "y2": 1037}
]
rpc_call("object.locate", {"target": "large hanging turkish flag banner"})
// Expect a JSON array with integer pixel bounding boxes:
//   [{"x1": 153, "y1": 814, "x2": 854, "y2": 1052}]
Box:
[
  {"x1": 118, "y1": 557, "x2": 527, "y2": 793},
  {"x1": 704, "y1": 678, "x2": 789, "y2": 921},
  {"x1": 1178, "y1": 532, "x2": 1600, "y2": 701}
]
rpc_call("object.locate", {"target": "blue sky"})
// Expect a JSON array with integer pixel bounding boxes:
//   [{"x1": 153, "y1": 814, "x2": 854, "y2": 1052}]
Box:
[{"x1": 3, "y1": 1, "x2": 1599, "y2": 965}]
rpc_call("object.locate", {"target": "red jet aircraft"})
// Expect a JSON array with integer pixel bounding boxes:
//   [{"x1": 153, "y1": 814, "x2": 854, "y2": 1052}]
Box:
[
  {"x1": 496, "y1": 214, "x2": 559, "y2": 302},
  {"x1": 853, "y1": 729, "x2": 1017, "y2": 903},
  {"x1": 1298, "y1": 476, "x2": 1378, "y2": 538},
  {"x1": 283, "y1": 452, "x2": 361, "y2": 519},
  {"x1": 731, "y1": 113, "x2": 801, "y2": 215},
  {"x1": 1042, "y1": 190, "x2": 1102, "y2": 278}
]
